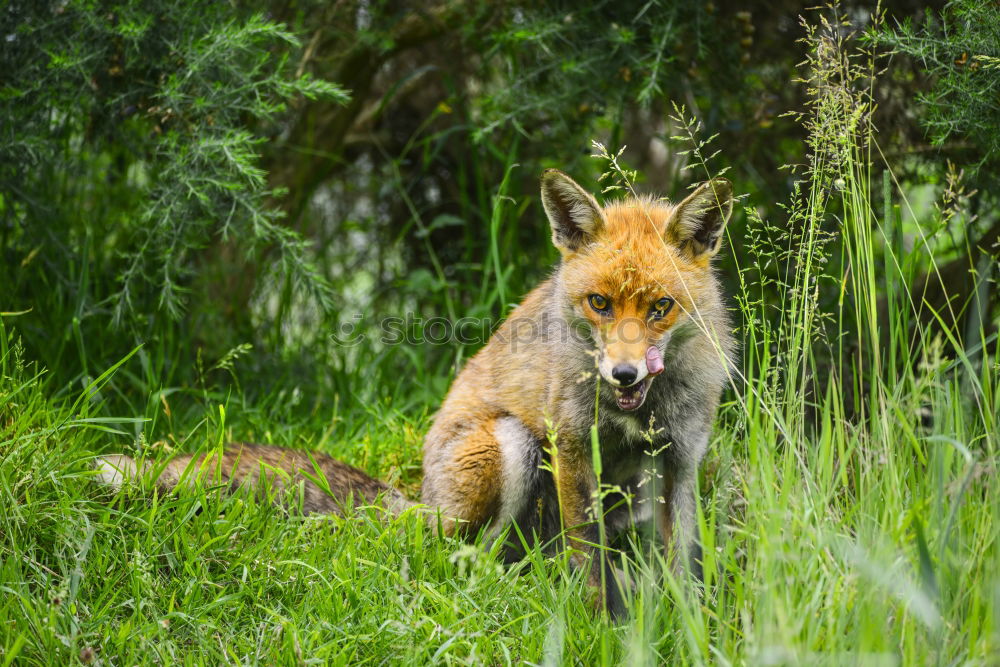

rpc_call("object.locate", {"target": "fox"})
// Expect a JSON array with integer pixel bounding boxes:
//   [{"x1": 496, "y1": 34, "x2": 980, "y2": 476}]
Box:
[
  {"x1": 421, "y1": 170, "x2": 735, "y2": 616},
  {"x1": 96, "y1": 168, "x2": 735, "y2": 619}
]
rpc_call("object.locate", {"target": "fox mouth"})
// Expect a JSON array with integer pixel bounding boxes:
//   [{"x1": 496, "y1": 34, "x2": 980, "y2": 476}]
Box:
[{"x1": 613, "y1": 377, "x2": 651, "y2": 411}]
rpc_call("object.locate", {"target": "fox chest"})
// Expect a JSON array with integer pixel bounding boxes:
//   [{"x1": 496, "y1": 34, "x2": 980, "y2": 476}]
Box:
[{"x1": 595, "y1": 414, "x2": 668, "y2": 488}]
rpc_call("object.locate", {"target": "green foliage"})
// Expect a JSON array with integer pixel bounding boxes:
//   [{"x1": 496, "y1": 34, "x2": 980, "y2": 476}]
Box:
[
  {"x1": 0, "y1": 1, "x2": 346, "y2": 331},
  {"x1": 478, "y1": 2, "x2": 738, "y2": 139},
  {"x1": 875, "y1": 0, "x2": 1000, "y2": 166}
]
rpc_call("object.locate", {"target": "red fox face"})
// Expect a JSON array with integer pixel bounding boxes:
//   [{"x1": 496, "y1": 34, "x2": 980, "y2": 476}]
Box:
[{"x1": 541, "y1": 169, "x2": 733, "y2": 411}]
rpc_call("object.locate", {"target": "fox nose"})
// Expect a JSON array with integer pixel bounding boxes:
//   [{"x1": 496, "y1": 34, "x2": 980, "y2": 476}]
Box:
[{"x1": 611, "y1": 364, "x2": 638, "y2": 387}]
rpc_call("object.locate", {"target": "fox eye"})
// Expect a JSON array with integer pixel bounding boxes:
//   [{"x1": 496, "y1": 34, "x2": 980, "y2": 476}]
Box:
[
  {"x1": 588, "y1": 294, "x2": 610, "y2": 313},
  {"x1": 650, "y1": 297, "x2": 674, "y2": 320}
]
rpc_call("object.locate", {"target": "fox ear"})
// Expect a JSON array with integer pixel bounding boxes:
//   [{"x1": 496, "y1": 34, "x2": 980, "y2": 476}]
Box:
[
  {"x1": 540, "y1": 169, "x2": 605, "y2": 254},
  {"x1": 667, "y1": 178, "x2": 734, "y2": 257}
]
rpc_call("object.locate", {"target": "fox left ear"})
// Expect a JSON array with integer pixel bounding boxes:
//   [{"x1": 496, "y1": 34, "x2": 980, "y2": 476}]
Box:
[
  {"x1": 667, "y1": 178, "x2": 734, "y2": 257},
  {"x1": 540, "y1": 169, "x2": 606, "y2": 255}
]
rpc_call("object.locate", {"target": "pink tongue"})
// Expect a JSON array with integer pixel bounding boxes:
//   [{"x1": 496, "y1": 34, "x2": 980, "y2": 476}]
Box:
[{"x1": 646, "y1": 346, "x2": 664, "y2": 376}]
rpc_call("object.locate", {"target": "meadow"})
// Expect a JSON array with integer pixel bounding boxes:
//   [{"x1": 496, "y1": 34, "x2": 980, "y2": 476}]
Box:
[{"x1": 2, "y1": 2, "x2": 998, "y2": 665}]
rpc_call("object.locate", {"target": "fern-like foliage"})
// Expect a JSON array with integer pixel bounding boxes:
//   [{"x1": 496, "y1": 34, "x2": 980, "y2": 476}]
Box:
[
  {"x1": 873, "y1": 0, "x2": 1000, "y2": 168},
  {"x1": 0, "y1": 1, "x2": 348, "y2": 330}
]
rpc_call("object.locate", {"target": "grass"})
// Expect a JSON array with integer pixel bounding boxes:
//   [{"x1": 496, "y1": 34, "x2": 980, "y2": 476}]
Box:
[
  {"x1": 1, "y1": 254, "x2": 997, "y2": 666},
  {"x1": 2, "y1": 13, "x2": 998, "y2": 667}
]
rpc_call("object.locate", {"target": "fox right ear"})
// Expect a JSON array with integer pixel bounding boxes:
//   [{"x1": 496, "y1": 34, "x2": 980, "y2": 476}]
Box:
[
  {"x1": 540, "y1": 169, "x2": 605, "y2": 254},
  {"x1": 667, "y1": 178, "x2": 734, "y2": 258}
]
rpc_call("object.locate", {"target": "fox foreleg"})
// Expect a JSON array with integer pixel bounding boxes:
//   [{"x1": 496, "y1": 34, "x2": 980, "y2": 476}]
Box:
[
  {"x1": 553, "y1": 444, "x2": 627, "y2": 618},
  {"x1": 655, "y1": 468, "x2": 703, "y2": 582}
]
